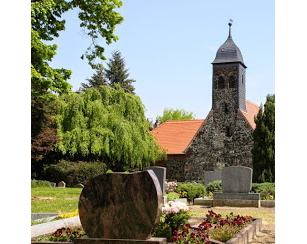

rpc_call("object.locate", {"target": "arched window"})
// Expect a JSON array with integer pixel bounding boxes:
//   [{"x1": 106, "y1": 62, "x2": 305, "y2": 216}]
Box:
[
  {"x1": 229, "y1": 75, "x2": 236, "y2": 88},
  {"x1": 226, "y1": 126, "x2": 231, "y2": 137},
  {"x1": 218, "y1": 76, "x2": 225, "y2": 89},
  {"x1": 224, "y1": 103, "x2": 228, "y2": 113}
]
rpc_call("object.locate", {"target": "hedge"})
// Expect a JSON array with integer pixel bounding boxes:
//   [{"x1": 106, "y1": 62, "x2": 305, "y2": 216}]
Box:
[{"x1": 43, "y1": 160, "x2": 107, "y2": 187}]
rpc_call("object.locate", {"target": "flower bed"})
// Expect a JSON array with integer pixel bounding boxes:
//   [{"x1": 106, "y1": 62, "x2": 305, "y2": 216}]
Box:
[
  {"x1": 172, "y1": 210, "x2": 255, "y2": 243},
  {"x1": 32, "y1": 206, "x2": 261, "y2": 244}
]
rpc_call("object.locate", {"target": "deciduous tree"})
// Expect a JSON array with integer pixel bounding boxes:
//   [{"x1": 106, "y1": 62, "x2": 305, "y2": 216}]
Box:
[
  {"x1": 158, "y1": 108, "x2": 196, "y2": 124},
  {"x1": 55, "y1": 87, "x2": 165, "y2": 171}
]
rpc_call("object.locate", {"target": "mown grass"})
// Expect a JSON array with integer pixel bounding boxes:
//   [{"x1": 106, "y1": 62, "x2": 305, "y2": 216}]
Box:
[{"x1": 31, "y1": 187, "x2": 82, "y2": 213}]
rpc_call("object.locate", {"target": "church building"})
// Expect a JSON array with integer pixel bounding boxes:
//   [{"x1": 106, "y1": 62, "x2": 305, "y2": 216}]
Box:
[{"x1": 151, "y1": 22, "x2": 260, "y2": 182}]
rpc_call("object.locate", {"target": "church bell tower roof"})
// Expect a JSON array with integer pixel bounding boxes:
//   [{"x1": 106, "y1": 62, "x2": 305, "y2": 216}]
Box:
[{"x1": 212, "y1": 21, "x2": 246, "y2": 68}]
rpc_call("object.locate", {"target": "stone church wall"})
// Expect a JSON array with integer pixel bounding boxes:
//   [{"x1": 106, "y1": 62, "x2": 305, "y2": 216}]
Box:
[{"x1": 184, "y1": 111, "x2": 254, "y2": 182}]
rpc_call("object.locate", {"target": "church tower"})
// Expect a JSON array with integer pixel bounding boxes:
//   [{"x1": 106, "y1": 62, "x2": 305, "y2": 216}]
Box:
[
  {"x1": 183, "y1": 21, "x2": 259, "y2": 181},
  {"x1": 211, "y1": 21, "x2": 247, "y2": 138},
  {"x1": 212, "y1": 21, "x2": 246, "y2": 113}
]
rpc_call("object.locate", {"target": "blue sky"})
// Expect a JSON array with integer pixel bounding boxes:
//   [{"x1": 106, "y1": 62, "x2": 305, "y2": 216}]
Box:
[{"x1": 47, "y1": 0, "x2": 275, "y2": 120}]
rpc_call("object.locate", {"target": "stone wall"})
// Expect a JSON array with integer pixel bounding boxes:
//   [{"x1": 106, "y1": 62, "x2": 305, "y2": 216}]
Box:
[
  {"x1": 155, "y1": 155, "x2": 187, "y2": 182},
  {"x1": 184, "y1": 110, "x2": 254, "y2": 182}
]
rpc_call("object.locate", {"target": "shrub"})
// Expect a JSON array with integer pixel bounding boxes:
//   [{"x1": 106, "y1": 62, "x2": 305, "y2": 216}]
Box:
[
  {"x1": 206, "y1": 180, "x2": 222, "y2": 193},
  {"x1": 177, "y1": 182, "x2": 206, "y2": 201},
  {"x1": 43, "y1": 160, "x2": 107, "y2": 186},
  {"x1": 166, "y1": 181, "x2": 178, "y2": 193},
  {"x1": 153, "y1": 201, "x2": 190, "y2": 241},
  {"x1": 166, "y1": 192, "x2": 180, "y2": 200},
  {"x1": 251, "y1": 182, "x2": 275, "y2": 200},
  {"x1": 31, "y1": 179, "x2": 51, "y2": 188},
  {"x1": 209, "y1": 224, "x2": 240, "y2": 243}
]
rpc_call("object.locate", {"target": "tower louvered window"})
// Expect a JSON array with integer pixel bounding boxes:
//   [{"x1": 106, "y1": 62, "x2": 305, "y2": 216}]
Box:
[{"x1": 218, "y1": 76, "x2": 225, "y2": 89}]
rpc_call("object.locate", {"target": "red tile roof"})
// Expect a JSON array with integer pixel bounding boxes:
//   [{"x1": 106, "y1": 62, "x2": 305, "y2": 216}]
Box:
[
  {"x1": 151, "y1": 100, "x2": 259, "y2": 155},
  {"x1": 150, "y1": 120, "x2": 205, "y2": 154},
  {"x1": 240, "y1": 100, "x2": 260, "y2": 130}
]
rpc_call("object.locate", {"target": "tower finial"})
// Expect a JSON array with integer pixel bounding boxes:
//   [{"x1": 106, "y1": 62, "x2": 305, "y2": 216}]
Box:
[{"x1": 228, "y1": 19, "x2": 233, "y2": 38}]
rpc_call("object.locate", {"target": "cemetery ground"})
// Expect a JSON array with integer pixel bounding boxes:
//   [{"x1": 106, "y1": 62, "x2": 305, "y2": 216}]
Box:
[
  {"x1": 31, "y1": 187, "x2": 275, "y2": 243},
  {"x1": 31, "y1": 187, "x2": 82, "y2": 213},
  {"x1": 189, "y1": 205, "x2": 275, "y2": 244}
]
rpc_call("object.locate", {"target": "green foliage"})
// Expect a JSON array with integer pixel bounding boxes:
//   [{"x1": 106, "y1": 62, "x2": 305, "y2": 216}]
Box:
[
  {"x1": 31, "y1": 0, "x2": 72, "y2": 101},
  {"x1": 75, "y1": 1, "x2": 124, "y2": 69},
  {"x1": 55, "y1": 87, "x2": 165, "y2": 170},
  {"x1": 152, "y1": 219, "x2": 172, "y2": 241},
  {"x1": 31, "y1": 0, "x2": 124, "y2": 167},
  {"x1": 209, "y1": 224, "x2": 240, "y2": 243},
  {"x1": 153, "y1": 211, "x2": 190, "y2": 242},
  {"x1": 81, "y1": 50, "x2": 136, "y2": 94},
  {"x1": 251, "y1": 183, "x2": 275, "y2": 200},
  {"x1": 31, "y1": 0, "x2": 124, "y2": 100},
  {"x1": 176, "y1": 182, "x2": 206, "y2": 201},
  {"x1": 34, "y1": 227, "x2": 85, "y2": 242},
  {"x1": 31, "y1": 179, "x2": 52, "y2": 188},
  {"x1": 106, "y1": 169, "x2": 114, "y2": 173},
  {"x1": 106, "y1": 50, "x2": 136, "y2": 94},
  {"x1": 43, "y1": 160, "x2": 107, "y2": 186},
  {"x1": 252, "y1": 94, "x2": 275, "y2": 183},
  {"x1": 158, "y1": 108, "x2": 196, "y2": 123},
  {"x1": 206, "y1": 180, "x2": 222, "y2": 193},
  {"x1": 166, "y1": 192, "x2": 180, "y2": 200}
]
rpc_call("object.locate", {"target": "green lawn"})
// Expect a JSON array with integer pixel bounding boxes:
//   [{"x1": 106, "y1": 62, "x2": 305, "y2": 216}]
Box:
[{"x1": 31, "y1": 187, "x2": 82, "y2": 213}]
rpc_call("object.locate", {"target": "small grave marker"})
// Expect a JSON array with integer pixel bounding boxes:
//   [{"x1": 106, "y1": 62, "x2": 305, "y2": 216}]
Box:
[{"x1": 57, "y1": 181, "x2": 66, "y2": 188}]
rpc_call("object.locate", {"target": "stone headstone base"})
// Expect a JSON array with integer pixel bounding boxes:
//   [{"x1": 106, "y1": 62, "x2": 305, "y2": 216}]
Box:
[
  {"x1": 74, "y1": 237, "x2": 167, "y2": 244},
  {"x1": 213, "y1": 193, "x2": 260, "y2": 208}
]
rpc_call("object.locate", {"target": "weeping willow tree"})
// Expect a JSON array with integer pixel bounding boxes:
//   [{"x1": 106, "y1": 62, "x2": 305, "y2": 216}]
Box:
[{"x1": 55, "y1": 87, "x2": 165, "y2": 171}]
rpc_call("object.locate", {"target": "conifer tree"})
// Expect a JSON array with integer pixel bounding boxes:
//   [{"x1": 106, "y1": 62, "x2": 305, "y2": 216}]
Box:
[
  {"x1": 80, "y1": 68, "x2": 108, "y2": 91},
  {"x1": 105, "y1": 50, "x2": 136, "y2": 94},
  {"x1": 81, "y1": 51, "x2": 136, "y2": 94},
  {"x1": 252, "y1": 94, "x2": 275, "y2": 183}
]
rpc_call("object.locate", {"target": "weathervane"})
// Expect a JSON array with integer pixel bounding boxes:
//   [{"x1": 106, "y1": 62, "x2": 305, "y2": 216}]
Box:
[{"x1": 228, "y1": 19, "x2": 233, "y2": 38}]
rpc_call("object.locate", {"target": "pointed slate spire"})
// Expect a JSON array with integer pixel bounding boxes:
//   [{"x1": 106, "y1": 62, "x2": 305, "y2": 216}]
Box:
[{"x1": 212, "y1": 20, "x2": 246, "y2": 68}]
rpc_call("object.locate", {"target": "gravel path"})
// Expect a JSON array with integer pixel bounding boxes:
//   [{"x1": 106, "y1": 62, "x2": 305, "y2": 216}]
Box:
[{"x1": 249, "y1": 223, "x2": 275, "y2": 243}]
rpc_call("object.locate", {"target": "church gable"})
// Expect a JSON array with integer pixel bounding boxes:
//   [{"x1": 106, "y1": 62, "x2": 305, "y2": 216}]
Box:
[{"x1": 184, "y1": 102, "x2": 257, "y2": 182}]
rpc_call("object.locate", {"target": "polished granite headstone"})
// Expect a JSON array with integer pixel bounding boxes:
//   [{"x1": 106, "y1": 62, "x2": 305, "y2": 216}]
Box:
[{"x1": 78, "y1": 170, "x2": 163, "y2": 241}]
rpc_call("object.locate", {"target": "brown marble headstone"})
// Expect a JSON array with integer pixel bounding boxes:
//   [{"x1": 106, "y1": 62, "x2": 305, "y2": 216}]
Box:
[{"x1": 78, "y1": 170, "x2": 162, "y2": 240}]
